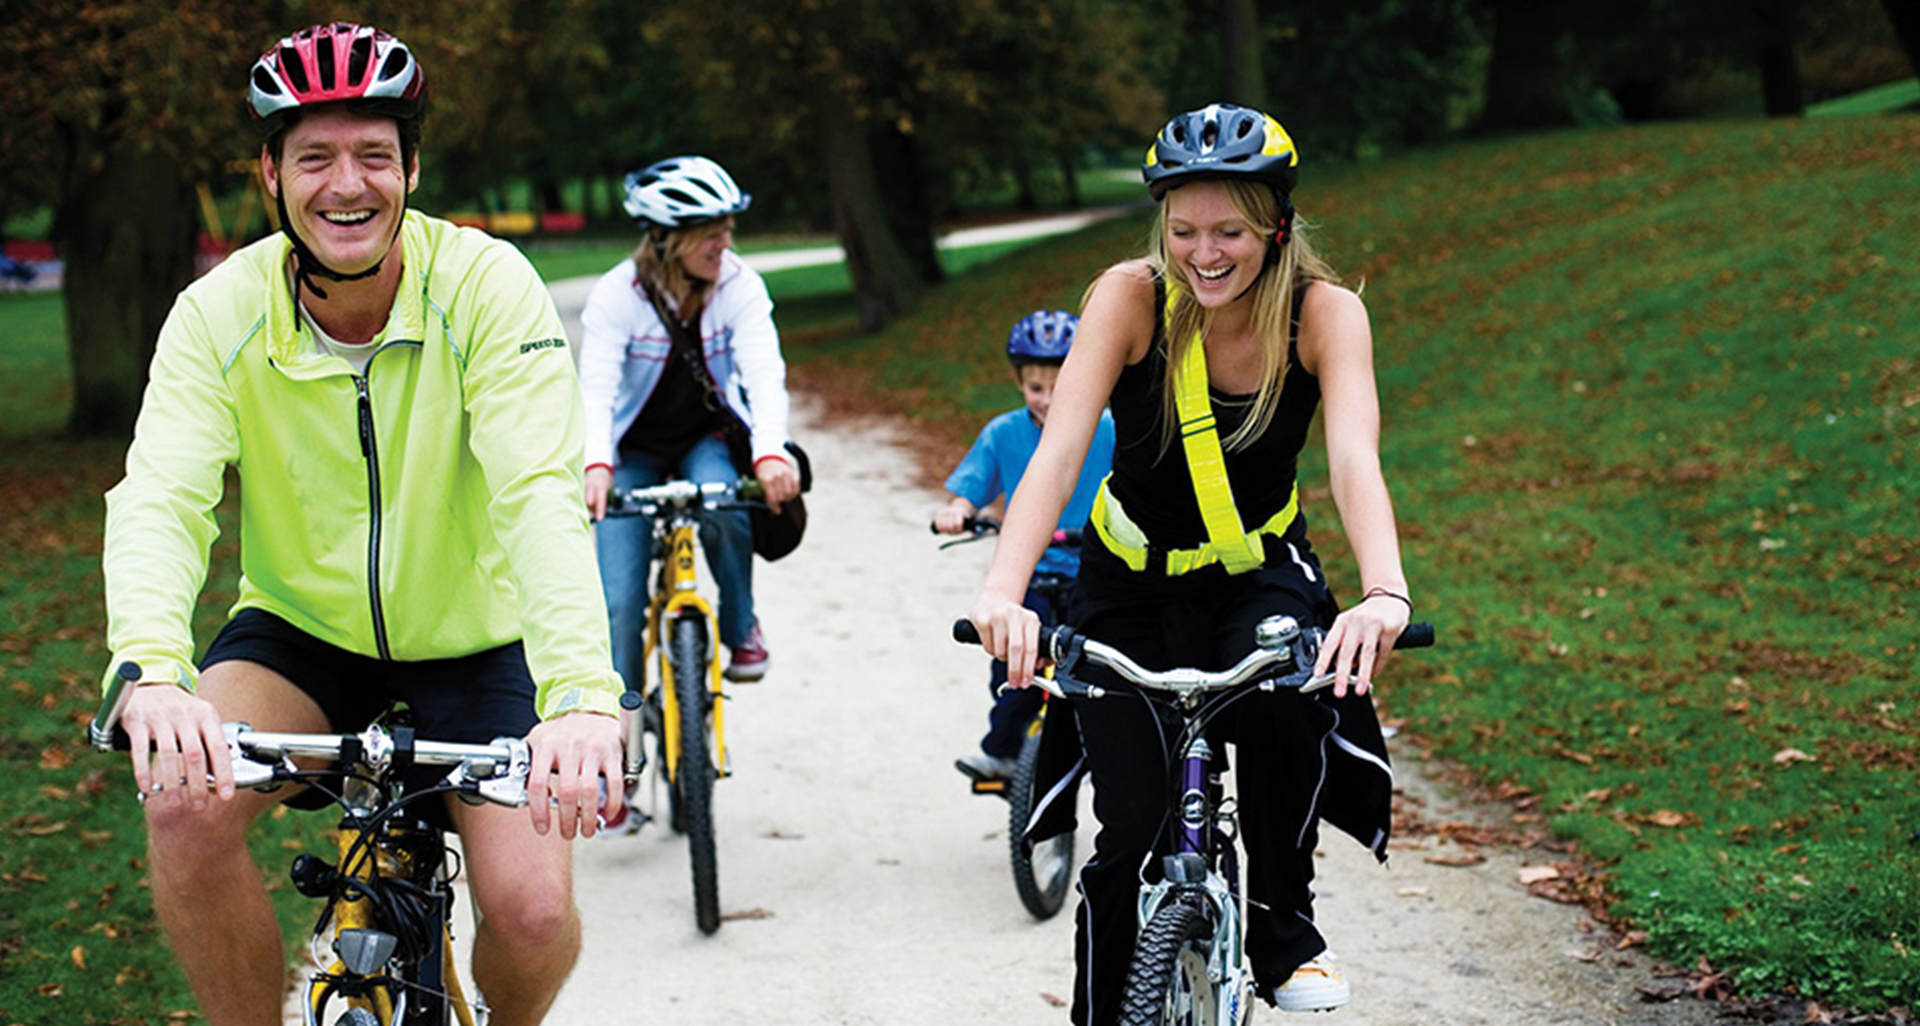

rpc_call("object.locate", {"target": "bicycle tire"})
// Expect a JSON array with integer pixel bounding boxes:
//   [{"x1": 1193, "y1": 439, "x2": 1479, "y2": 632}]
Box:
[
  {"x1": 1008, "y1": 724, "x2": 1073, "y2": 920},
  {"x1": 1118, "y1": 896, "x2": 1219, "y2": 1026},
  {"x1": 670, "y1": 614, "x2": 722, "y2": 934}
]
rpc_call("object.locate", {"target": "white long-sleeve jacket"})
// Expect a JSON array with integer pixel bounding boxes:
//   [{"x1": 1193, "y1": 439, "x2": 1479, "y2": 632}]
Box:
[{"x1": 578, "y1": 250, "x2": 792, "y2": 469}]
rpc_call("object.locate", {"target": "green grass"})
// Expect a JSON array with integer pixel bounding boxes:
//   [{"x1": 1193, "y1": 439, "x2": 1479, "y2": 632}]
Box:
[
  {"x1": 0, "y1": 292, "x2": 72, "y2": 439},
  {"x1": 788, "y1": 114, "x2": 1920, "y2": 1012},
  {"x1": 1809, "y1": 77, "x2": 1920, "y2": 117},
  {"x1": 0, "y1": 440, "x2": 330, "y2": 1024}
]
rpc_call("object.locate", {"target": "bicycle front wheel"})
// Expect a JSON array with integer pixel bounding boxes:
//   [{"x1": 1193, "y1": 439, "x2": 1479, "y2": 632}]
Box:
[
  {"x1": 669, "y1": 614, "x2": 722, "y2": 935},
  {"x1": 1118, "y1": 896, "x2": 1219, "y2": 1026},
  {"x1": 1008, "y1": 724, "x2": 1073, "y2": 920}
]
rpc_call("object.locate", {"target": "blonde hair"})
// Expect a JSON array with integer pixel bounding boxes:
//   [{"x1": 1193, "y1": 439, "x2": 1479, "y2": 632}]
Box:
[
  {"x1": 1140, "y1": 180, "x2": 1339, "y2": 452},
  {"x1": 632, "y1": 217, "x2": 733, "y2": 318}
]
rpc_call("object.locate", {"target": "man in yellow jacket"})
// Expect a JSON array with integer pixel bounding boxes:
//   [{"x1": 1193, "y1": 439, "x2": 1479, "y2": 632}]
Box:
[{"x1": 99, "y1": 23, "x2": 620, "y2": 1026}]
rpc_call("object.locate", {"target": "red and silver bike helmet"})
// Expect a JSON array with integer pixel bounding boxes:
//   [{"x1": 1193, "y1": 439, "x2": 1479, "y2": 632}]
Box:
[
  {"x1": 248, "y1": 23, "x2": 426, "y2": 129},
  {"x1": 622, "y1": 157, "x2": 752, "y2": 230},
  {"x1": 246, "y1": 23, "x2": 427, "y2": 298}
]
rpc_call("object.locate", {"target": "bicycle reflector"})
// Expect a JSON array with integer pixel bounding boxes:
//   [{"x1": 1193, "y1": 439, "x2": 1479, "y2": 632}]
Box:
[{"x1": 335, "y1": 929, "x2": 400, "y2": 975}]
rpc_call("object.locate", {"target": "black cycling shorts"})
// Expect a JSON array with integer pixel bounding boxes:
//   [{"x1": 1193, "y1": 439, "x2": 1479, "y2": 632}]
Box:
[{"x1": 201, "y1": 608, "x2": 540, "y2": 818}]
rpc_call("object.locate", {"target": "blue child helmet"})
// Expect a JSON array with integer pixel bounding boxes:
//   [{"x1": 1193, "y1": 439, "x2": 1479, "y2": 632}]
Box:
[{"x1": 1006, "y1": 309, "x2": 1079, "y2": 366}]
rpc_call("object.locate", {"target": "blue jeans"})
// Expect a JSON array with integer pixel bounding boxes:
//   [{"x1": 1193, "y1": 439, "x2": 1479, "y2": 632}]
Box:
[{"x1": 597, "y1": 434, "x2": 755, "y2": 692}]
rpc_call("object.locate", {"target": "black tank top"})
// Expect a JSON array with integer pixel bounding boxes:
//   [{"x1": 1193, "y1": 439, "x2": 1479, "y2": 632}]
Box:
[{"x1": 1105, "y1": 279, "x2": 1318, "y2": 549}]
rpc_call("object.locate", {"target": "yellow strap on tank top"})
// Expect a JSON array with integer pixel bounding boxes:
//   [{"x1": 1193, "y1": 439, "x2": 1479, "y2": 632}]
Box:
[{"x1": 1087, "y1": 286, "x2": 1298, "y2": 576}]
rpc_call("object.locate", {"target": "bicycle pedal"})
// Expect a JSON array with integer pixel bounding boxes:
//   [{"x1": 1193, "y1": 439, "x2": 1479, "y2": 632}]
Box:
[{"x1": 956, "y1": 760, "x2": 1010, "y2": 793}]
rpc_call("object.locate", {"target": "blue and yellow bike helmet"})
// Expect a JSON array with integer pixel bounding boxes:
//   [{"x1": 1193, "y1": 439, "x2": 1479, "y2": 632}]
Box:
[{"x1": 1141, "y1": 103, "x2": 1298, "y2": 201}]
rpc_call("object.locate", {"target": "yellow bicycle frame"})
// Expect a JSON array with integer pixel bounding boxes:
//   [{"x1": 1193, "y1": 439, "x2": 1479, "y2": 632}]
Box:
[
  {"x1": 644, "y1": 519, "x2": 729, "y2": 783},
  {"x1": 307, "y1": 817, "x2": 477, "y2": 1026}
]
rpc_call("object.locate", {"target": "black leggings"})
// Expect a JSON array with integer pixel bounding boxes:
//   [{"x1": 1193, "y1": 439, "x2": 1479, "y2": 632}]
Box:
[{"x1": 1067, "y1": 537, "x2": 1359, "y2": 1026}]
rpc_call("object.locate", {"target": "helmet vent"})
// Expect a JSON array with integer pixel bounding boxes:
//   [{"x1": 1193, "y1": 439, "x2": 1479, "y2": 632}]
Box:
[
  {"x1": 1200, "y1": 123, "x2": 1219, "y2": 149},
  {"x1": 348, "y1": 37, "x2": 371, "y2": 85},
  {"x1": 379, "y1": 48, "x2": 410, "y2": 82},
  {"x1": 253, "y1": 68, "x2": 283, "y2": 96},
  {"x1": 280, "y1": 47, "x2": 309, "y2": 92},
  {"x1": 1234, "y1": 119, "x2": 1255, "y2": 140},
  {"x1": 315, "y1": 35, "x2": 337, "y2": 88}
]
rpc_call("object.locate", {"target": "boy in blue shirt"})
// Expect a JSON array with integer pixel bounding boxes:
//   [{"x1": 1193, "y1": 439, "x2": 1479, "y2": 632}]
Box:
[{"x1": 934, "y1": 310, "x2": 1116, "y2": 778}]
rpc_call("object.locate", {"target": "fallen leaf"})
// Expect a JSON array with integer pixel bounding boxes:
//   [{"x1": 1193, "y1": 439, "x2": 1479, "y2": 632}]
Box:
[
  {"x1": 720, "y1": 907, "x2": 774, "y2": 921},
  {"x1": 1423, "y1": 852, "x2": 1487, "y2": 867},
  {"x1": 39, "y1": 744, "x2": 74, "y2": 770},
  {"x1": 1396, "y1": 886, "x2": 1430, "y2": 897},
  {"x1": 1568, "y1": 948, "x2": 1603, "y2": 963},
  {"x1": 1040, "y1": 993, "x2": 1067, "y2": 1008},
  {"x1": 1773, "y1": 747, "x2": 1817, "y2": 765},
  {"x1": 71, "y1": 945, "x2": 86, "y2": 970},
  {"x1": 37, "y1": 982, "x2": 63, "y2": 997},
  {"x1": 1646, "y1": 810, "x2": 1692, "y2": 828},
  {"x1": 1518, "y1": 865, "x2": 1561, "y2": 884}
]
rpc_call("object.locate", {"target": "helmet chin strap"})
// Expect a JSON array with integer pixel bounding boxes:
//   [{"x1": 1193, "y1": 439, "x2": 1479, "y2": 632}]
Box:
[{"x1": 275, "y1": 185, "x2": 408, "y2": 302}]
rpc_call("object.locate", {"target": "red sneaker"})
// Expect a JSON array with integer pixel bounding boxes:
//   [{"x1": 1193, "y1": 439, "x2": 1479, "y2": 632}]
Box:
[{"x1": 725, "y1": 622, "x2": 770, "y2": 682}]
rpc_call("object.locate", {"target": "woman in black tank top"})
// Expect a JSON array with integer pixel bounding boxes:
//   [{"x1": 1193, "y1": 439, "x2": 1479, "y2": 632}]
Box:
[{"x1": 968, "y1": 105, "x2": 1416, "y2": 1024}]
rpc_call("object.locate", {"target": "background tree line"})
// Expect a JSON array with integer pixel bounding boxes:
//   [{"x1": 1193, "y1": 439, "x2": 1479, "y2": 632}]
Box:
[{"x1": 2, "y1": 0, "x2": 1914, "y2": 437}]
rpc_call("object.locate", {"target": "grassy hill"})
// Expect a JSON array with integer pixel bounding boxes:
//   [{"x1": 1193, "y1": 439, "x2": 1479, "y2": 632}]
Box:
[{"x1": 787, "y1": 113, "x2": 1920, "y2": 1012}]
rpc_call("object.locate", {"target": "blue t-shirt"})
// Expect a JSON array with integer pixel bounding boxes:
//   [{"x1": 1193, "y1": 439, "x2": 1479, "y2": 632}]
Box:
[{"x1": 945, "y1": 407, "x2": 1117, "y2": 576}]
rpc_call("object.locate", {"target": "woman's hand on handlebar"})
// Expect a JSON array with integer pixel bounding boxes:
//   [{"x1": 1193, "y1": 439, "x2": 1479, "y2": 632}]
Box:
[
  {"x1": 969, "y1": 591, "x2": 1042, "y2": 690},
  {"x1": 584, "y1": 465, "x2": 614, "y2": 521},
  {"x1": 120, "y1": 684, "x2": 235, "y2": 808},
  {"x1": 1312, "y1": 592, "x2": 1412, "y2": 698},
  {"x1": 755, "y1": 455, "x2": 801, "y2": 513}
]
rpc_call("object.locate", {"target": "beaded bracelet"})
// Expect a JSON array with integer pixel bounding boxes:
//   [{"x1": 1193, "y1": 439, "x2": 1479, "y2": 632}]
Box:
[{"x1": 1362, "y1": 587, "x2": 1413, "y2": 613}]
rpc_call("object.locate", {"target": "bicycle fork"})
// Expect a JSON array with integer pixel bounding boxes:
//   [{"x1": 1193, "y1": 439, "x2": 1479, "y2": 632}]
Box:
[{"x1": 1135, "y1": 734, "x2": 1254, "y2": 1025}]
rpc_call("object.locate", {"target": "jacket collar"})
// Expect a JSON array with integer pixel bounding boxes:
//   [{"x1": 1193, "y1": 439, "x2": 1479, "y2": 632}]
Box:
[{"x1": 265, "y1": 211, "x2": 428, "y2": 376}]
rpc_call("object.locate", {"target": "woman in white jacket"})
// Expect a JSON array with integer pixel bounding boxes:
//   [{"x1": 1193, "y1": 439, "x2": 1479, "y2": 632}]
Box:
[{"x1": 579, "y1": 156, "x2": 800, "y2": 684}]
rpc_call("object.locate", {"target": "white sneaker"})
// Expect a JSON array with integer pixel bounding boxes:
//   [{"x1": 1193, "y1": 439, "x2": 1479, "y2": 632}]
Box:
[{"x1": 1273, "y1": 952, "x2": 1349, "y2": 1013}]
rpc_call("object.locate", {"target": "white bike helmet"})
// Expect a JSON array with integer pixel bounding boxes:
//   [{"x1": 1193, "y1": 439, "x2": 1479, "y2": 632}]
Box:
[{"x1": 622, "y1": 156, "x2": 752, "y2": 229}]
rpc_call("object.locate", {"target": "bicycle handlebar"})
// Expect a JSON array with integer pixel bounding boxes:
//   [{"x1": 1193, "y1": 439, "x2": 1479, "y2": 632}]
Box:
[
  {"x1": 605, "y1": 478, "x2": 762, "y2": 518},
  {"x1": 952, "y1": 618, "x2": 1435, "y2": 700},
  {"x1": 88, "y1": 664, "x2": 531, "y2": 809}
]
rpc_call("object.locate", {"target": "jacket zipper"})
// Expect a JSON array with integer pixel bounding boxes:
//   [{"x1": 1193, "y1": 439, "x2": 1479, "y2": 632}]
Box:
[{"x1": 354, "y1": 375, "x2": 393, "y2": 660}]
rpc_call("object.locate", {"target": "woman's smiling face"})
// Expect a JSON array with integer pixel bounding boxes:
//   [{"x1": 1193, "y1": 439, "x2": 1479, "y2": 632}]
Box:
[{"x1": 1164, "y1": 181, "x2": 1267, "y2": 308}]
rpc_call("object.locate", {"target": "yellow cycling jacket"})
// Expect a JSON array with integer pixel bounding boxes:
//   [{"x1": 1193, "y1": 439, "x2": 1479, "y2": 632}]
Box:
[{"x1": 102, "y1": 211, "x2": 621, "y2": 720}]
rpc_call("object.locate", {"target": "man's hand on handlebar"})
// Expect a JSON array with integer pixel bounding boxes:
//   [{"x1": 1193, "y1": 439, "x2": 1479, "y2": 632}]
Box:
[
  {"x1": 120, "y1": 684, "x2": 236, "y2": 808},
  {"x1": 525, "y1": 710, "x2": 623, "y2": 840}
]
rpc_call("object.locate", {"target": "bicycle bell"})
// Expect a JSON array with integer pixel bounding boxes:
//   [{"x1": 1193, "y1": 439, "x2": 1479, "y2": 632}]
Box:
[{"x1": 1254, "y1": 615, "x2": 1300, "y2": 651}]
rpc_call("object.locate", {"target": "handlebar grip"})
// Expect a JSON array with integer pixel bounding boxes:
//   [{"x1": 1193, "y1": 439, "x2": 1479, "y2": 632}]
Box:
[
  {"x1": 89, "y1": 662, "x2": 142, "y2": 751},
  {"x1": 953, "y1": 619, "x2": 981, "y2": 645},
  {"x1": 1396, "y1": 622, "x2": 1435, "y2": 649}
]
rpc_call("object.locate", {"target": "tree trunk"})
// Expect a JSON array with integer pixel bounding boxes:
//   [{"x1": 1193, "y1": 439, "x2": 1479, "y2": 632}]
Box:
[
  {"x1": 817, "y1": 100, "x2": 923, "y2": 332},
  {"x1": 1475, "y1": 0, "x2": 1571, "y2": 132},
  {"x1": 1011, "y1": 150, "x2": 1039, "y2": 212},
  {"x1": 1058, "y1": 151, "x2": 1082, "y2": 210},
  {"x1": 868, "y1": 125, "x2": 944, "y2": 285},
  {"x1": 58, "y1": 130, "x2": 198, "y2": 439},
  {"x1": 1886, "y1": 0, "x2": 1920, "y2": 80},
  {"x1": 1757, "y1": 0, "x2": 1805, "y2": 117},
  {"x1": 1220, "y1": 0, "x2": 1269, "y2": 108}
]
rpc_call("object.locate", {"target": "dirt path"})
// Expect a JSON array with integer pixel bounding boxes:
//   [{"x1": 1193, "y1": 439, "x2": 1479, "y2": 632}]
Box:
[{"x1": 532, "y1": 398, "x2": 1724, "y2": 1025}]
